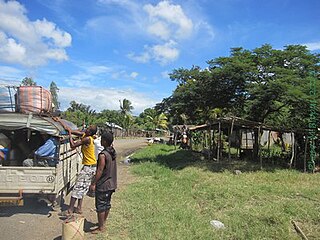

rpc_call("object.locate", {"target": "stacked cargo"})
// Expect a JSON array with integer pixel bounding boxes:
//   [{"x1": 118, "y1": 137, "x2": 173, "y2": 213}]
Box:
[
  {"x1": 0, "y1": 85, "x2": 52, "y2": 114},
  {"x1": 15, "y1": 86, "x2": 52, "y2": 114}
]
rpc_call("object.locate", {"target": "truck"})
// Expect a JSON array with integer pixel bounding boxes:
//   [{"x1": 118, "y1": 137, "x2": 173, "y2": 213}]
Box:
[{"x1": 0, "y1": 112, "x2": 82, "y2": 207}]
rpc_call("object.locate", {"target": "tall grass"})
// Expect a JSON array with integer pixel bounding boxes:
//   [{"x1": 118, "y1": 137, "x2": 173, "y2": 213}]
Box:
[{"x1": 105, "y1": 144, "x2": 320, "y2": 240}]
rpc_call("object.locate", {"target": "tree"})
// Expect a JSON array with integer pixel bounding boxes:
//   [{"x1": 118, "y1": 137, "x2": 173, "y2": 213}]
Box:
[
  {"x1": 119, "y1": 99, "x2": 134, "y2": 133},
  {"x1": 63, "y1": 101, "x2": 96, "y2": 127},
  {"x1": 119, "y1": 99, "x2": 134, "y2": 115},
  {"x1": 163, "y1": 44, "x2": 320, "y2": 129},
  {"x1": 97, "y1": 109, "x2": 123, "y2": 126},
  {"x1": 148, "y1": 112, "x2": 168, "y2": 130},
  {"x1": 21, "y1": 77, "x2": 36, "y2": 86},
  {"x1": 50, "y1": 81, "x2": 60, "y2": 110}
]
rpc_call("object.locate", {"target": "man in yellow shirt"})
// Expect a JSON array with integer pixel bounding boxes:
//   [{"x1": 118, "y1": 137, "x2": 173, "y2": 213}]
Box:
[{"x1": 61, "y1": 125, "x2": 97, "y2": 216}]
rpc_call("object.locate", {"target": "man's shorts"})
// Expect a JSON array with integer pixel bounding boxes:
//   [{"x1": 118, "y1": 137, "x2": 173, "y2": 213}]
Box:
[
  {"x1": 71, "y1": 165, "x2": 96, "y2": 199},
  {"x1": 95, "y1": 190, "x2": 114, "y2": 212}
]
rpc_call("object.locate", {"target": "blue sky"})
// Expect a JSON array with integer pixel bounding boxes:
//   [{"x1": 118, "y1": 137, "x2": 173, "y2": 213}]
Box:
[{"x1": 0, "y1": 0, "x2": 319, "y2": 115}]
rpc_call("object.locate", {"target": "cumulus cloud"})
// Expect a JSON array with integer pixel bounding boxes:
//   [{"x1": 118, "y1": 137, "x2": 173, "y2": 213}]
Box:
[
  {"x1": 0, "y1": 0, "x2": 71, "y2": 67},
  {"x1": 122, "y1": 1, "x2": 192, "y2": 65},
  {"x1": 151, "y1": 40, "x2": 179, "y2": 64},
  {"x1": 128, "y1": 40, "x2": 179, "y2": 65},
  {"x1": 147, "y1": 21, "x2": 171, "y2": 40},
  {"x1": 143, "y1": 0, "x2": 193, "y2": 40},
  {"x1": 59, "y1": 87, "x2": 158, "y2": 115}
]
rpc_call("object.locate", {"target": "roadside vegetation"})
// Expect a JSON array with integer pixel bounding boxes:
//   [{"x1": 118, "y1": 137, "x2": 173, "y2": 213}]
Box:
[{"x1": 105, "y1": 144, "x2": 320, "y2": 240}]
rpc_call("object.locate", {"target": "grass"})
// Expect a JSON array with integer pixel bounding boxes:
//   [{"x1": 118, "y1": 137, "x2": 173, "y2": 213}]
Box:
[{"x1": 104, "y1": 144, "x2": 320, "y2": 240}]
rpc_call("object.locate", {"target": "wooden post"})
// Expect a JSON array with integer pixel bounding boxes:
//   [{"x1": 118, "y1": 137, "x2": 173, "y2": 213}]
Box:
[
  {"x1": 237, "y1": 130, "x2": 240, "y2": 159},
  {"x1": 304, "y1": 135, "x2": 308, "y2": 173},
  {"x1": 217, "y1": 121, "x2": 221, "y2": 162},
  {"x1": 228, "y1": 126, "x2": 231, "y2": 161},
  {"x1": 228, "y1": 118, "x2": 234, "y2": 161},
  {"x1": 174, "y1": 129, "x2": 177, "y2": 150},
  {"x1": 258, "y1": 127, "x2": 262, "y2": 169},
  {"x1": 209, "y1": 125, "x2": 212, "y2": 160},
  {"x1": 203, "y1": 131, "x2": 205, "y2": 150},
  {"x1": 253, "y1": 128, "x2": 259, "y2": 162},
  {"x1": 267, "y1": 130, "x2": 271, "y2": 161},
  {"x1": 212, "y1": 129, "x2": 215, "y2": 159},
  {"x1": 294, "y1": 134, "x2": 297, "y2": 168}
]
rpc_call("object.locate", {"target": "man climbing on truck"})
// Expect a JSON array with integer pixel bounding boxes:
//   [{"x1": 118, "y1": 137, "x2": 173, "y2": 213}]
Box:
[{"x1": 59, "y1": 124, "x2": 98, "y2": 216}]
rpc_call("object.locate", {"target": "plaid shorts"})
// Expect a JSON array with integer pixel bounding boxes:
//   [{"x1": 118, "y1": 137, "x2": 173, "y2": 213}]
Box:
[{"x1": 71, "y1": 165, "x2": 96, "y2": 199}]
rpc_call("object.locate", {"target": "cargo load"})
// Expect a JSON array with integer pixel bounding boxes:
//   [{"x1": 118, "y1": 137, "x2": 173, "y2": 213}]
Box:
[{"x1": 16, "y1": 86, "x2": 52, "y2": 114}]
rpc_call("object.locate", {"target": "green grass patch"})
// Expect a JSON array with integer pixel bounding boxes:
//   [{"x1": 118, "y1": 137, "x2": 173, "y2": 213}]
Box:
[{"x1": 106, "y1": 144, "x2": 320, "y2": 240}]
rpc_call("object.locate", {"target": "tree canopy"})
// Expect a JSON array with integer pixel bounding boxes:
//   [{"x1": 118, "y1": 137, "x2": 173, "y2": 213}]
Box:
[
  {"x1": 159, "y1": 44, "x2": 320, "y2": 129},
  {"x1": 21, "y1": 77, "x2": 36, "y2": 86}
]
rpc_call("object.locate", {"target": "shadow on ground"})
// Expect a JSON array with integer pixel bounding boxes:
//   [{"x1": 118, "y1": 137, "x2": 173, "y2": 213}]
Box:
[
  {"x1": 130, "y1": 144, "x2": 290, "y2": 173},
  {"x1": 0, "y1": 197, "x2": 54, "y2": 217}
]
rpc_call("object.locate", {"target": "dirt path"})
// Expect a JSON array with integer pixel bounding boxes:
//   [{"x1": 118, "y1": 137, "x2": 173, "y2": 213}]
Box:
[{"x1": 0, "y1": 137, "x2": 148, "y2": 240}]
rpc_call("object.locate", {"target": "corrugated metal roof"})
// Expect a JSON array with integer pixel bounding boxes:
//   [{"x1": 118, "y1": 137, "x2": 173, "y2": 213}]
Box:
[{"x1": 0, "y1": 113, "x2": 77, "y2": 136}]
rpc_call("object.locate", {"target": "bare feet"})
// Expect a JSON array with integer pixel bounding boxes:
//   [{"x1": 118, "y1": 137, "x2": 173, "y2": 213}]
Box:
[
  {"x1": 91, "y1": 228, "x2": 105, "y2": 234},
  {"x1": 74, "y1": 207, "x2": 83, "y2": 214},
  {"x1": 58, "y1": 210, "x2": 72, "y2": 217}
]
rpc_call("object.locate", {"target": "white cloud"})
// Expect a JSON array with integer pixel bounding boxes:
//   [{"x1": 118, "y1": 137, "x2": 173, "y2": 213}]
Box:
[
  {"x1": 128, "y1": 40, "x2": 179, "y2": 65},
  {"x1": 0, "y1": 0, "x2": 71, "y2": 67},
  {"x1": 151, "y1": 40, "x2": 179, "y2": 64},
  {"x1": 127, "y1": 51, "x2": 151, "y2": 63},
  {"x1": 86, "y1": 65, "x2": 112, "y2": 75},
  {"x1": 59, "y1": 87, "x2": 158, "y2": 115},
  {"x1": 303, "y1": 42, "x2": 320, "y2": 51},
  {"x1": 147, "y1": 21, "x2": 170, "y2": 40},
  {"x1": 143, "y1": 1, "x2": 193, "y2": 40},
  {"x1": 0, "y1": 32, "x2": 26, "y2": 63},
  {"x1": 34, "y1": 19, "x2": 71, "y2": 48}
]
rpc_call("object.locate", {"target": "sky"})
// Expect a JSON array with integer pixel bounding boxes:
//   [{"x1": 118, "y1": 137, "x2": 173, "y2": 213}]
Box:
[{"x1": 0, "y1": 0, "x2": 319, "y2": 115}]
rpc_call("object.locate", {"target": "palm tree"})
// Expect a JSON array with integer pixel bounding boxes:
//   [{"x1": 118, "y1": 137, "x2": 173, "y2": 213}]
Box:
[
  {"x1": 119, "y1": 99, "x2": 133, "y2": 115},
  {"x1": 119, "y1": 99, "x2": 134, "y2": 135}
]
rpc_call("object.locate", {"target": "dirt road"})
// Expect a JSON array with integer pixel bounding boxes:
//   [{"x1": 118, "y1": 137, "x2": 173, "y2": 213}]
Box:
[{"x1": 0, "y1": 137, "x2": 148, "y2": 240}]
